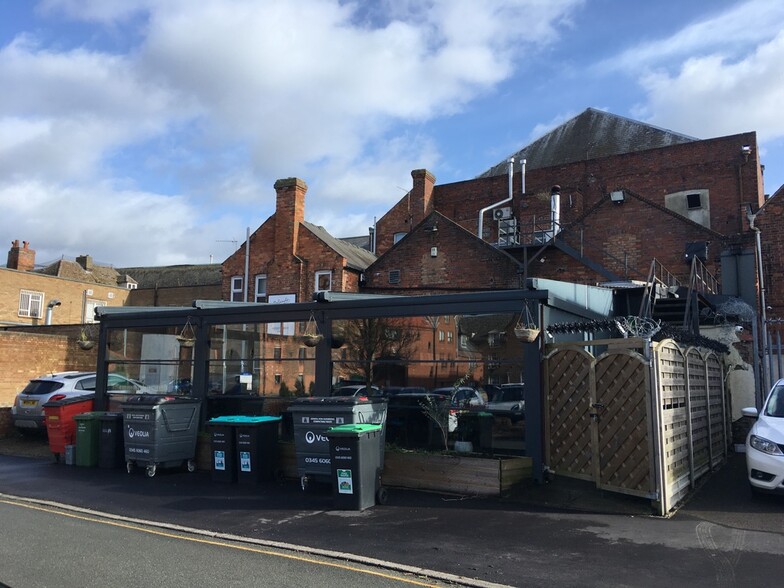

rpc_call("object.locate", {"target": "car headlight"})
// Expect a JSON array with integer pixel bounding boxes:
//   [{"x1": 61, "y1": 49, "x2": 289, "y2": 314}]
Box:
[{"x1": 750, "y1": 434, "x2": 784, "y2": 456}]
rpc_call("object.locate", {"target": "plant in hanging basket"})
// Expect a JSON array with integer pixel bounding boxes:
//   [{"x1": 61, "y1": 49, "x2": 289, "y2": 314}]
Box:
[
  {"x1": 301, "y1": 333, "x2": 324, "y2": 347},
  {"x1": 176, "y1": 335, "x2": 196, "y2": 348},
  {"x1": 176, "y1": 318, "x2": 197, "y2": 347},
  {"x1": 514, "y1": 324, "x2": 540, "y2": 342},
  {"x1": 77, "y1": 327, "x2": 95, "y2": 350}
]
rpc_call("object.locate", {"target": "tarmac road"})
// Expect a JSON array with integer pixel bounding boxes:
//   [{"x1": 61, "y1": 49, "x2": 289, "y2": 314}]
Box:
[{"x1": 1, "y1": 450, "x2": 783, "y2": 587}]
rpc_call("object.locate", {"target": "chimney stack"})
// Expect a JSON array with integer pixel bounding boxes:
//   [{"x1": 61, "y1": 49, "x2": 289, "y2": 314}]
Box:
[
  {"x1": 7, "y1": 240, "x2": 36, "y2": 271},
  {"x1": 76, "y1": 255, "x2": 94, "y2": 271},
  {"x1": 273, "y1": 178, "x2": 307, "y2": 257}
]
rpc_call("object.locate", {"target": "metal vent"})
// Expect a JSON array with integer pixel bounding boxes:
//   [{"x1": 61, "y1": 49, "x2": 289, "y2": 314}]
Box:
[{"x1": 388, "y1": 269, "x2": 401, "y2": 284}]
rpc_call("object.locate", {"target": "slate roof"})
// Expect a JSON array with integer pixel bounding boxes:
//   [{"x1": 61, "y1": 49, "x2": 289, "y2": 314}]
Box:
[
  {"x1": 478, "y1": 108, "x2": 696, "y2": 178},
  {"x1": 115, "y1": 264, "x2": 222, "y2": 289},
  {"x1": 303, "y1": 221, "x2": 377, "y2": 271}
]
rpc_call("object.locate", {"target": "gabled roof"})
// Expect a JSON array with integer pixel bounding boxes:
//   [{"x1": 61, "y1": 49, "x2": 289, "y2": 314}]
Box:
[
  {"x1": 303, "y1": 221, "x2": 377, "y2": 271},
  {"x1": 115, "y1": 264, "x2": 222, "y2": 289},
  {"x1": 36, "y1": 259, "x2": 124, "y2": 287},
  {"x1": 478, "y1": 108, "x2": 696, "y2": 178}
]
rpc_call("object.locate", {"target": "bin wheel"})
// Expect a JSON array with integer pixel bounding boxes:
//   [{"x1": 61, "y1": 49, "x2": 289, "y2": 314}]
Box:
[
  {"x1": 186, "y1": 459, "x2": 197, "y2": 473},
  {"x1": 300, "y1": 476, "x2": 309, "y2": 491},
  {"x1": 376, "y1": 486, "x2": 388, "y2": 505},
  {"x1": 126, "y1": 461, "x2": 134, "y2": 474},
  {"x1": 146, "y1": 464, "x2": 157, "y2": 478}
]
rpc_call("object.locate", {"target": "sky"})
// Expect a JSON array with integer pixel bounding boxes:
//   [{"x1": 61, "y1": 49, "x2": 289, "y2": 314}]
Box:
[{"x1": 1, "y1": 0, "x2": 783, "y2": 268}]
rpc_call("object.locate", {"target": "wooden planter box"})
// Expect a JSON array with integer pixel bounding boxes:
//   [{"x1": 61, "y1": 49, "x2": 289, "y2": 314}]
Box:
[{"x1": 382, "y1": 451, "x2": 532, "y2": 496}]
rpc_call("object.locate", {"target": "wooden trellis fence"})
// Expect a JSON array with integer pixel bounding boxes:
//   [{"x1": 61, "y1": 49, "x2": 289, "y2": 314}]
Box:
[{"x1": 544, "y1": 338, "x2": 730, "y2": 515}]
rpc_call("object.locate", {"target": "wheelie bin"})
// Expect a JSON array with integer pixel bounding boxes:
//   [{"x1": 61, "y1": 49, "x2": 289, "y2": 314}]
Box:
[
  {"x1": 42, "y1": 394, "x2": 95, "y2": 462},
  {"x1": 74, "y1": 412, "x2": 102, "y2": 467},
  {"x1": 327, "y1": 423, "x2": 386, "y2": 510},
  {"x1": 234, "y1": 416, "x2": 282, "y2": 484},
  {"x1": 206, "y1": 416, "x2": 239, "y2": 483},
  {"x1": 288, "y1": 396, "x2": 386, "y2": 489},
  {"x1": 98, "y1": 412, "x2": 125, "y2": 469},
  {"x1": 122, "y1": 395, "x2": 201, "y2": 477}
]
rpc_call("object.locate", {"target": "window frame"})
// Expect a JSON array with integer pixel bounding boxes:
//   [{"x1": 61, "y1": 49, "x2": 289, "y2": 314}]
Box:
[
  {"x1": 230, "y1": 276, "x2": 244, "y2": 302},
  {"x1": 315, "y1": 270, "x2": 332, "y2": 294},
  {"x1": 254, "y1": 274, "x2": 267, "y2": 303},
  {"x1": 18, "y1": 289, "x2": 44, "y2": 318}
]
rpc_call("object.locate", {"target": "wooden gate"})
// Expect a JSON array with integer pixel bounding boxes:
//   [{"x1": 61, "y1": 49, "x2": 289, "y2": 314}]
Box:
[
  {"x1": 545, "y1": 342, "x2": 654, "y2": 499},
  {"x1": 545, "y1": 338, "x2": 729, "y2": 513}
]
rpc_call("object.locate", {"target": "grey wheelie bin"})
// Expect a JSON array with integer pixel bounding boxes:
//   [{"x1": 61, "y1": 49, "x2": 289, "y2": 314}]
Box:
[
  {"x1": 122, "y1": 395, "x2": 201, "y2": 477},
  {"x1": 287, "y1": 396, "x2": 386, "y2": 489},
  {"x1": 327, "y1": 423, "x2": 386, "y2": 510}
]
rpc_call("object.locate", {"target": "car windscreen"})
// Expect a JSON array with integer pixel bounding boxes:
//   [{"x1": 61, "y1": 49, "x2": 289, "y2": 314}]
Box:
[
  {"x1": 765, "y1": 385, "x2": 784, "y2": 417},
  {"x1": 496, "y1": 388, "x2": 524, "y2": 402},
  {"x1": 21, "y1": 380, "x2": 64, "y2": 395}
]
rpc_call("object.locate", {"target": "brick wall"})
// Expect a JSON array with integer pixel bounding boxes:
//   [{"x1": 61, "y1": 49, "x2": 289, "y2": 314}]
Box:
[
  {"x1": 0, "y1": 268, "x2": 130, "y2": 325},
  {"x1": 0, "y1": 330, "x2": 97, "y2": 407}
]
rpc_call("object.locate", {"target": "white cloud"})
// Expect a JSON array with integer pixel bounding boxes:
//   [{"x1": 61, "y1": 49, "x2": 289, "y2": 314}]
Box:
[{"x1": 635, "y1": 31, "x2": 784, "y2": 141}]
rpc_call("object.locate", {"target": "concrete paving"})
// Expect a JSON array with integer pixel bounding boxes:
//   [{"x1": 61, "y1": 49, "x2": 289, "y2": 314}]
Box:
[{"x1": 1, "y1": 448, "x2": 783, "y2": 587}]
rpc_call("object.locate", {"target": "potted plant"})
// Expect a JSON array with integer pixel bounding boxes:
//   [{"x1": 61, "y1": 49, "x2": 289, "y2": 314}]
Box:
[
  {"x1": 176, "y1": 318, "x2": 196, "y2": 348},
  {"x1": 514, "y1": 302, "x2": 540, "y2": 342},
  {"x1": 300, "y1": 313, "x2": 323, "y2": 347}
]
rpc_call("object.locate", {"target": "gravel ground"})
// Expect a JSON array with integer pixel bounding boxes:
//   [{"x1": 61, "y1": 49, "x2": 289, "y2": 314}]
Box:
[{"x1": 0, "y1": 431, "x2": 52, "y2": 460}]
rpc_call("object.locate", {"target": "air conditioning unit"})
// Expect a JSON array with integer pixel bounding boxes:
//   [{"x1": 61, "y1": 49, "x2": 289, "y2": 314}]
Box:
[{"x1": 493, "y1": 207, "x2": 513, "y2": 220}]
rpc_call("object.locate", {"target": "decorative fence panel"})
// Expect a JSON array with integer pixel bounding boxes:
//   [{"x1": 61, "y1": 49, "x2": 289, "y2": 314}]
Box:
[{"x1": 545, "y1": 338, "x2": 730, "y2": 515}]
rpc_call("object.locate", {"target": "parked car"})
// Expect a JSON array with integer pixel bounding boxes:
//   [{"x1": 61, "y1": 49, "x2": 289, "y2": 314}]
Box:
[
  {"x1": 330, "y1": 384, "x2": 383, "y2": 398},
  {"x1": 11, "y1": 371, "x2": 150, "y2": 432},
  {"x1": 431, "y1": 386, "x2": 487, "y2": 409},
  {"x1": 486, "y1": 384, "x2": 525, "y2": 422},
  {"x1": 382, "y1": 386, "x2": 428, "y2": 397},
  {"x1": 744, "y1": 378, "x2": 784, "y2": 495}
]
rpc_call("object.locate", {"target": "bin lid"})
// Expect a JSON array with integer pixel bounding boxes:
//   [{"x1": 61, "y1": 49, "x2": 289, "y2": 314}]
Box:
[
  {"x1": 73, "y1": 411, "x2": 107, "y2": 420},
  {"x1": 97, "y1": 412, "x2": 123, "y2": 420},
  {"x1": 42, "y1": 394, "x2": 95, "y2": 408},
  {"x1": 327, "y1": 423, "x2": 382, "y2": 436},
  {"x1": 123, "y1": 394, "x2": 200, "y2": 406},
  {"x1": 288, "y1": 396, "x2": 385, "y2": 408},
  {"x1": 209, "y1": 415, "x2": 282, "y2": 424}
]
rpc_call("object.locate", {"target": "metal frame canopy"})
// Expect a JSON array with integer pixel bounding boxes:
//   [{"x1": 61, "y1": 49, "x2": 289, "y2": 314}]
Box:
[{"x1": 94, "y1": 285, "x2": 602, "y2": 482}]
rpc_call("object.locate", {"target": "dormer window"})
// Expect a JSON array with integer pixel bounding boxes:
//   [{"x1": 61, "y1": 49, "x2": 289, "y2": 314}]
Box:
[{"x1": 686, "y1": 193, "x2": 702, "y2": 209}]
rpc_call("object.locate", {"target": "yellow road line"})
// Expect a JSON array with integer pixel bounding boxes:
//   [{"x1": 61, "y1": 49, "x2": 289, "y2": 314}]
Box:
[{"x1": 0, "y1": 497, "x2": 439, "y2": 587}]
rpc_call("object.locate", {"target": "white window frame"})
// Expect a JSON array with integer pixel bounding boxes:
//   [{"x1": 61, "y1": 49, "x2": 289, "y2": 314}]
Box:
[
  {"x1": 18, "y1": 290, "x2": 44, "y2": 318},
  {"x1": 393, "y1": 232, "x2": 407, "y2": 244},
  {"x1": 315, "y1": 270, "x2": 332, "y2": 293},
  {"x1": 230, "y1": 276, "x2": 244, "y2": 302},
  {"x1": 254, "y1": 274, "x2": 267, "y2": 302},
  {"x1": 84, "y1": 299, "x2": 106, "y2": 323}
]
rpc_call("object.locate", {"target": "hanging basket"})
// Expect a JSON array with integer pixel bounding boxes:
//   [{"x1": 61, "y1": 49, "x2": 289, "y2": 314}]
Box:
[
  {"x1": 514, "y1": 325, "x2": 540, "y2": 342},
  {"x1": 78, "y1": 339, "x2": 95, "y2": 350},
  {"x1": 77, "y1": 326, "x2": 96, "y2": 350},
  {"x1": 177, "y1": 318, "x2": 197, "y2": 347},
  {"x1": 300, "y1": 313, "x2": 323, "y2": 347}
]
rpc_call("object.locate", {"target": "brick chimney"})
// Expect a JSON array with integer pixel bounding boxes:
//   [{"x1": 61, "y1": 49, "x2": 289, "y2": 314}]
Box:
[
  {"x1": 76, "y1": 254, "x2": 94, "y2": 271},
  {"x1": 410, "y1": 169, "x2": 436, "y2": 226},
  {"x1": 273, "y1": 178, "x2": 307, "y2": 257},
  {"x1": 7, "y1": 240, "x2": 36, "y2": 271}
]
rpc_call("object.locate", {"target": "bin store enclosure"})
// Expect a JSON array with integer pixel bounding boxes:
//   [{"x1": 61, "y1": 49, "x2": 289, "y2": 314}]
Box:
[
  {"x1": 288, "y1": 396, "x2": 387, "y2": 488},
  {"x1": 122, "y1": 395, "x2": 201, "y2": 477},
  {"x1": 328, "y1": 423, "x2": 386, "y2": 510}
]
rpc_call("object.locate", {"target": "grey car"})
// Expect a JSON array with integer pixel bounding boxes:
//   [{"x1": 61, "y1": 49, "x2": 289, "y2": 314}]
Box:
[{"x1": 11, "y1": 371, "x2": 150, "y2": 432}]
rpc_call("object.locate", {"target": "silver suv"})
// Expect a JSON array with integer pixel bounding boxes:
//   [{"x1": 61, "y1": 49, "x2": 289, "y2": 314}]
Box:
[{"x1": 11, "y1": 371, "x2": 149, "y2": 432}]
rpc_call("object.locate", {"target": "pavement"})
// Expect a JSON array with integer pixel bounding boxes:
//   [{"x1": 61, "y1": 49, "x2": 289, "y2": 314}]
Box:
[{"x1": 2, "y1": 436, "x2": 784, "y2": 587}]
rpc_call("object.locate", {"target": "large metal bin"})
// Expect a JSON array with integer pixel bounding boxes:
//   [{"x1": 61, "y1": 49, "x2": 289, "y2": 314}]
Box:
[
  {"x1": 42, "y1": 394, "x2": 95, "y2": 462},
  {"x1": 122, "y1": 395, "x2": 201, "y2": 477},
  {"x1": 287, "y1": 396, "x2": 386, "y2": 488}
]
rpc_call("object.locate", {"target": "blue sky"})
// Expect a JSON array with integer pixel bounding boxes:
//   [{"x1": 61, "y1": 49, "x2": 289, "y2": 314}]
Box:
[{"x1": 1, "y1": 0, "x2": 783, "y2": 267}]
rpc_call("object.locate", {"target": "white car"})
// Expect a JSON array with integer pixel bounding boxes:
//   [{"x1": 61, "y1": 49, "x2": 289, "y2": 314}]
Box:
[
  {"x1": 743, "y1": 378, "x2": 784, "y2": 495},
  {"x1": 11, "y1": 371, "x2": 151, "y2": 432},
  {"x1": 486, "y1": 383, "x2": 525, "y2": 422}
]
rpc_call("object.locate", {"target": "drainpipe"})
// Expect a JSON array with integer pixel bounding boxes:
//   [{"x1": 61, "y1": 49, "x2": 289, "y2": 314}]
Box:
[
  {"x1": 243, "y1": 226, "x2": 250, "y2": 303},
  {"x1": 478, "y1": 158, "x2": 515, "y2": 239},
  {"x1": 747, "y1": 206, "x2": 770, "y2": 399}
]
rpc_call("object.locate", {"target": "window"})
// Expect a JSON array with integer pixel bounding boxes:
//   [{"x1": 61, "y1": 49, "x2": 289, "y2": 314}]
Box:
[
  {"x1": 447, "y1": 331, "x2": 453, "y2": 343},
  {"x1": 18, "y1": 290, "x2": 43, "y2": 318},
  {"x1": 686, "y1": 193, "x2": 702, "y2": 209},
  {"x1": 488, "y1": 331, "x2": 502, "y2": 347},
  {"x1": 254, "y1": 274, "x2": 267, "y2": 302},
  {"x1": 438, "y1": 330, "x2": 445, "y2": 342},
  {"x1": 230, "y1": 276, "x2": 244, "y2": 302},
  {"x1": 274, "y1": 374, "x2": 282, "y2": 385},
  {"x1": 273, "y1": 347, "x2": 282, "y2": 361},
  {"x1": 298, "y1": 347, "x2": 307, "y2": 360},
  {"x1": 393, "y1": 232, "x2": 407, "y2": 244},
  {"x1": 315, "y1": 270, "x2": 332, "y2": 293},
  {"x1": 84, "y1": 299, "x2": 106, "y2": 323}
]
